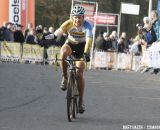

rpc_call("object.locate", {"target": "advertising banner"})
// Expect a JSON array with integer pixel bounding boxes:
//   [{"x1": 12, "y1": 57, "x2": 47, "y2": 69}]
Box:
[
  {"x1": 47, "y1": 46, "x2": 60, "y2": 64},
  {"x1": 0, "y1": 41, "x2": 21, "y2": 60},
  {"x1": 9, "y1": 0, "x2": 21, "y2": 25},
  {"x1": 132, "y1": 56, "x2": 142, "y2": 71},
  {"x1": 21, "y1": 0, "x2": 27, "y2": 28},
  {"x1": 81, "y1": 4, "x2": 95, "y2": 17},
  {"x1": 94, "y1": 51, "x2": 107, "y2": 68},
  {"x1": 121, "y1": 3, "x2": 140, "y2": 15},
  {"x1": 106, "y1": 52, "x2": 117, "y2": 69},
  {"x1": 96, "y1": 13, "x2": 116, "y2": 25},
  {"x1": 148, "y1": 42, "x2": 160, "y2": 68},
  {"x1": 117, "y1": 53, "x2": 132, "y2": 70},
  {"x1": 9, "y1": 0, "x2": 28, "y2": 28},
  {"x1": 85, "y1": 12, "x2": 116, "y2": 25},
  {"x1": 22, "y1": 44, "x2": 44, "y2": 62}
]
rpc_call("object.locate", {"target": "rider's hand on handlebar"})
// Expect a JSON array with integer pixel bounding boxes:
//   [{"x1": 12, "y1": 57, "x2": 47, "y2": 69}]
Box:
[{"x1": 83, "y1": 53, "x2": 90, "y2": 62}]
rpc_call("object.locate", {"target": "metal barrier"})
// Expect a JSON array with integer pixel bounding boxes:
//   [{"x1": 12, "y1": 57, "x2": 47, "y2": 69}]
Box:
[
  {"x1": 1, "y1": 41, "x2": 160, "y2": 72},
  {"x1": 0, "y1": 41, "x2": 61, "y2": 65}
]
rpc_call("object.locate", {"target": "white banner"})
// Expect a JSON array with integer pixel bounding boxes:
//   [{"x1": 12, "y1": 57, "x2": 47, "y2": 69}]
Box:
[
  {"x1": 9, "y1": 0, "x2": 21, "y2": 25},
  {"x1": 149, "y1": 42, "x2": 160, "y2": 68},
  {"x1": 117, "y1": 53, "x2": 132, "y2": 70},
  {"x1": 132, "y1": 56, "x2": 142, "y2": 71},
  {"x1": 121, "y1": 3, "x2": 140, "y2": 15},
  {"x1": 94, "y1": 51, "x2": 107, "y2": 68}
]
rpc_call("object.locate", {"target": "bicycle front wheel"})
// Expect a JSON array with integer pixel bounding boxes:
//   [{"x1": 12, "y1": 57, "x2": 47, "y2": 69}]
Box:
[
  {"x1": 67, "y1": 75, "x2": 74, "y2": 122},
  {"x1": 72, "y1": 79, "x2": 78, "y2": 118}
]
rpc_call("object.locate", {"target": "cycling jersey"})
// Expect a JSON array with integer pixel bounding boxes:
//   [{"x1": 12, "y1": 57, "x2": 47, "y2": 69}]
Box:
[
  {"x1": 59, "y1": 19, "x2": 93, "y2": 44},
  {"x1": 54, "y1": 18, "x2": 93, "y2": 53}
]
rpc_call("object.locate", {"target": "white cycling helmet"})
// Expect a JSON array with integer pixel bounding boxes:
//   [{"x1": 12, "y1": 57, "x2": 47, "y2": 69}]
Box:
[{"x1": 71, "y1": 4, "x2": 85, "y2": 16}]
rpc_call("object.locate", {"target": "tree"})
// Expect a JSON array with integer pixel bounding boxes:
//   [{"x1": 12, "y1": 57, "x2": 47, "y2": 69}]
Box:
[{"x1": 35, "y1": 0, "x2": 157, "y2": 37}]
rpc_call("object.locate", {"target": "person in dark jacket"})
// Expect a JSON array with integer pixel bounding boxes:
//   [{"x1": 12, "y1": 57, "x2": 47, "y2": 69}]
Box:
[
  {"x1": 6, "y1": 22, "x2": 14, "y2": 42},
  {"x1": 14, "y1": 24, "x2": 25, "y2": 43},
  {"x1": 25, "y1": 29, "x2": 38, "y2": 44},
  {"x1": 95, "y1": 31, "x2": 106, "y2": 51},
  {"x1": 0, "y1": 21, "x2": 8, "y2": 41}
]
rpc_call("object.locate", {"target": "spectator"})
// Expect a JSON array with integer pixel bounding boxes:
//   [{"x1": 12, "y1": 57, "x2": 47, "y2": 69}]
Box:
[
  {"x1": 42, "y1": 26, "x2": 58, "y2": 48},
  {"x1": 0, "y1": 21, "x2": 8, "y2": 41},
  {"x1": 95, "y1": 31, "x2": 106, "y2": 51},
  {"x1": 110, "y1": 31, "x2": 118, "y2": 50},
  {"x1": 48, "y1": 26, "x2": 54, "y2": 34},
  {"x1": 24, "y1": 23, "x2": 33, "y2": 39},
  {"x1": 25, "y1": 29, "x2": 38, "y2": 44},
  {"x1": 6, "y1": 22, "x2": 14, "y2": 42},
  {"x1": 151, "y1": 10, "x2": 160, "y2": 41},
  {"x1": 42, "y1": 26, "x2": 54, "y2": 40},
  {"x1": 142, "y1": 16, "x2": 156, "y2": 47},
  {"x1": 130, "y1": 28, "x2": 143, "y2": 55},
  {"x1": 103, "y1": 32, "x2": 112, "y2": 51},
  {"x1": 43, "y1": 27, "x2": 48, "y2": 35},
  {"x1": 14, "y1": 24, "x2": 25, "y2": 44},
  {"x1": 36, "y1": 25, "x2": 43, "y2": 46},
  {"x1": 148, "y1": 10, "x2": 160, "y2": 74},
  {"x1": 117, "y1": 32, "x2": 129, "y2": 53}
]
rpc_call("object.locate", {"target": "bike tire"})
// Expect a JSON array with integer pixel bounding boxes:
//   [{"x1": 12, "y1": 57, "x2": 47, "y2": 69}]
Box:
[
  {"x1": 72, "y1": 79, "x2": 79, "y2": 118},
  {"x1": 73, "y1": 97, "x2": 78, "y2": 118},
  {"x1": 67, "y1": 75, "x2": 74, "y2": 122}
]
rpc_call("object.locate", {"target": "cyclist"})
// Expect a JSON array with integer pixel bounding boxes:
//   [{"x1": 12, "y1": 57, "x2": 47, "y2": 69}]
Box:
[{"x1": 46, "y1": 4, "x2": 93, "y2": 113}]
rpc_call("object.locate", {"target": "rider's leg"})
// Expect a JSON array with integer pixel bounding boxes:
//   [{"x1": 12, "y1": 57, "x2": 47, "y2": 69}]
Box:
[
  {"x1": 76, "y1": 61, "x2": 85, "y2": 113},
  {"x1": 60, "y1": 43, "x2": 72, "y2": 90}
]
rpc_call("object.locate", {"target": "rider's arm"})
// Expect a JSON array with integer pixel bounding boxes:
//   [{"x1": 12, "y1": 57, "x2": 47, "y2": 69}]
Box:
[
  {"x1": 84, "y1": 37, "x2": 93, "y2": 53},
  {"x1": 54, "y1": 19, "x2": 72, "y2": 37},
  {"x1": 45, "y1": 19, "x2": 71, "y2": 40},
  {"x1": 84, "y1": 21, "x2": 93, "y2": 53}
]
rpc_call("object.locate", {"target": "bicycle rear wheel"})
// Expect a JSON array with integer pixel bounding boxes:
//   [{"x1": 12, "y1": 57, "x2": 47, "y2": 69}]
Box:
[{"x1": 67, "y1": 75, "x2": 74, "y2": 122}]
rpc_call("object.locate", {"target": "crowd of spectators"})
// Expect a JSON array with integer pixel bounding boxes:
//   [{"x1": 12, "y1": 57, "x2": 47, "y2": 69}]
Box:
[
  {"x1": 95, "y1": 11, "x2": 159, "y2": 56},
  {"x1": 95, "y1": 10, "x2": 160, "y2": 75},
  {"x1": 0, "y1": 21, "x2": 66, "y2": 47},
  {"x1": 95, "y1": 30, "x2": 130, "y2": 53},
  {"x1": 0, "y1": 21, "x2": 67, "y2": 63},
  {"x1": 0, "y1": 10, "x2": 160, "y2": 73}
]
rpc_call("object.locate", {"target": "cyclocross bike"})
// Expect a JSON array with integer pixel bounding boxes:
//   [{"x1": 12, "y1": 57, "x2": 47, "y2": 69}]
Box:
[{"x1": 55, "y1": 54, "x2": 86, "y2": 122}]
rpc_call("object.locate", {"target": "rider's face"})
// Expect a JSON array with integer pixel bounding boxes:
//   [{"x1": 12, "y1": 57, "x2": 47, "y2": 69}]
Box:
[{"x1": 72, "y1": 15, "x2": 84, "y2": 27}]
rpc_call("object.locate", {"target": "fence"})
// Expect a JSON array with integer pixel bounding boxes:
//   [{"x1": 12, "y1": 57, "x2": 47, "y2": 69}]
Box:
[
  {"x1": 1, "y1": 41, "x2": 160, "y2": 72},
  {"x1": 0, "y1": 41, "x2": 61, "y2": 64},
  {"x1": 94, "y1": 41, "x2": 160, "y2": 71}
]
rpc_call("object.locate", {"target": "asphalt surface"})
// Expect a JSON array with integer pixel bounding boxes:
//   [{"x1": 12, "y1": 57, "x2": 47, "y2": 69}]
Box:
[{"x1": 0, "y1": 62, "x2": 160, "y2": 130}]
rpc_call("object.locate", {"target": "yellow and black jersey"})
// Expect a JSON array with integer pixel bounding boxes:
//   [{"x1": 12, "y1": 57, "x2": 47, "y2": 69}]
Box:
[{"x1": 59, "y1": 19, "x2": 93, "y2": 44}]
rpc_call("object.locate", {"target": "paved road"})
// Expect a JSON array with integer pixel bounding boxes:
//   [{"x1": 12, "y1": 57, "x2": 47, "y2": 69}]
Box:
[{"x1": 0, "y1": 63, "x2": 160, "y2": 130}]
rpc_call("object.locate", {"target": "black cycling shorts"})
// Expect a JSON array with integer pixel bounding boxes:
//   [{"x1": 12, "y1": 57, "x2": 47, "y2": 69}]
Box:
[{"x1": 67, "y1": 42, "x2": 85, "y2": 59}]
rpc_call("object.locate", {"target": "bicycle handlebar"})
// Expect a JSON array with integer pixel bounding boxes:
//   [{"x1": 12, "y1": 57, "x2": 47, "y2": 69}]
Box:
[{"x1": 54, "y1": 54, "x2": 87, "y2": 71}]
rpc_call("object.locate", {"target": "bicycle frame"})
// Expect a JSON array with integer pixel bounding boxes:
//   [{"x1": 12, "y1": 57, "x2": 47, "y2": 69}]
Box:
[
  {"x1": 55, "y1": 54, "x2": 84, "y2": 122},
  {"x1": 66, "y1": 56, "x2": 80, "y2": 121}
]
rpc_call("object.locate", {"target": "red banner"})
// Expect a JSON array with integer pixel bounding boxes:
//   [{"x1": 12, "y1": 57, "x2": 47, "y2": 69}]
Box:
[
  {"x1": 21, "y1": 0, "x2": 27, "y2": 29},
  {"x1": 96, "y1": 13, "x2": 116, "y2": 25},
  {"x1": 81, "y1": 4, "x2": 95, "y2": 16},
  {"x1": 85, "y1": 13, "x2": 116, "y2": 25}
]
